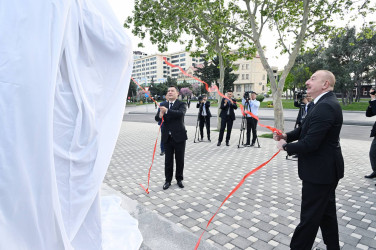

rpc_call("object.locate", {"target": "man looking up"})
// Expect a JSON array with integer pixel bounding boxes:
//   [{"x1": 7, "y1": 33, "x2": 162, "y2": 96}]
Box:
[
  {"x1": 274, "y1": 70, "x2": 344, "y2": 250},
  {"x1": 217, "y1": 90, "x2": 237, "y2": 146},
  {"x1": 155, "y1": 86, "x2": 187, "y2": 190}
]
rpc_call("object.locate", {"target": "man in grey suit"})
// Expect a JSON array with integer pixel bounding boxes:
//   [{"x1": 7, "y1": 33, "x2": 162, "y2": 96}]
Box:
[{"x1": 274, "y1": 70, "x2": 344, "y2": 250}]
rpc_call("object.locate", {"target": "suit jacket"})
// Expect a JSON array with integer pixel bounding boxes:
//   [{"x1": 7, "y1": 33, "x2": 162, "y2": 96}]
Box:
[
  {"x1": 219, "y1": 98, "x2": 237, "y2": 120},
  {"x1": 285, "y1": 91, "x2": 344, "y2": 184},
  {"x1": 294, "y1": 101, "x2": 314, "y2": 124},
  {"x1": 155, "y1": 100, "x2": 188, "y2": 143},
  {"x1": 196, "y1": 101, "x2": 212, "y2": 117},
  {"x1": 366, "y1": 100, "x2": 376, "y2": 137}
]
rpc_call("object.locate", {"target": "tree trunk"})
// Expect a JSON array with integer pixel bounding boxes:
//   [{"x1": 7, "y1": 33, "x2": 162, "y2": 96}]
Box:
[{"x1": 217, "y1": 52, "x2": 225, "y2": 130}]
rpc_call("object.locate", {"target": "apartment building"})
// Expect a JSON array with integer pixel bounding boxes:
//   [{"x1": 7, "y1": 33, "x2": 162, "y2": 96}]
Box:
[
  {"x1": 232, "y1": 56, "x2": 268, "y2": 99},
  {"x1": 132, "y1": 51, "x2": 269, "y2": 97}
]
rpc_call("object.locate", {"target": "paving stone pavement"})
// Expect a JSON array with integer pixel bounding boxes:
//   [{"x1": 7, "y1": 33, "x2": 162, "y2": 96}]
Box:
[{"x1": 104, "y1": 121, "x2": 376, "y2": 250}]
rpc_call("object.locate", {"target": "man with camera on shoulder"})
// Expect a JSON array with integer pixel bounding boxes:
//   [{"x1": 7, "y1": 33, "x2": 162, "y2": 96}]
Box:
[
  {"x1": 294, "y1": 90, "x2": 313, "y2": 128},
  {"x1": 365, "y1": 87, "x2": 376, "y2": 183},
  {"x1": 242, "y1": 91, "x2": 260, "y2": 146},
  {"x1": 196, "y1": 95, "x2": 212, "y2": 141}
]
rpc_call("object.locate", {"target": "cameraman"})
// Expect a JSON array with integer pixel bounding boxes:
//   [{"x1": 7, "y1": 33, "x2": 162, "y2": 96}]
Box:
[
  {"x1": 196, "y1": 95, "x2": 211, "y2": 141},
  {"x1": 294, "y1": 92, "x2": 313, "y2": 128},
  {"x1": 242, "y1": 91, "x2": 260, "y2": 146},
  {"x1": 365, "y1": 88, "x2": 376, "y2": 181}
]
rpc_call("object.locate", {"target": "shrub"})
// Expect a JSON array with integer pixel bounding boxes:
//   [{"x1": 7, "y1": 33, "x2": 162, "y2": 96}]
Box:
[{"x1": 256, "y1": 94, "x2": 265, "y2": 102}]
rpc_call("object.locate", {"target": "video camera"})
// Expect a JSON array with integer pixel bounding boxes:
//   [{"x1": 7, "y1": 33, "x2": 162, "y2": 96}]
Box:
[
  {"x1": 295, "y1": 90, "x2": 307, "y2": 102},
  {"x1": 244, "y1": 91, "x2": 250, "y2": 100},
  {"x1": 198, "y1": 95, "x2": 203, "y2": 102}
]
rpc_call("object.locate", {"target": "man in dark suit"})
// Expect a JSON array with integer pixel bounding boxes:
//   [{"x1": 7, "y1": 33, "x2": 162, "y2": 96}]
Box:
[
  {"x1": 365, "y1": 87, "x2": 376, "y2": 181},
  {"x1": 217, "y1": 90, "x2": 237, "y2": 146},
  {"x1": 196, "y1": 95, "x2": 212, "y2": 141},
  {"x1": 274, "y1": 70, "x2": 344, "y2": 250},
  {"x1": 155, "y1": 86, "x2": 187, "y2": 190}
]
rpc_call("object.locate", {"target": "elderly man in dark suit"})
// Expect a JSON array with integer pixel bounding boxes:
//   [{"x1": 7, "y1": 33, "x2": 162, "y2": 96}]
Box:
[
  {"x1": 196, "y1": 95, "x2": 212, "y2": 141},
  {"x1": 365, "y1": 87, "x2": 376, "y2": 181},
  {"x1": 274, "y1": 70, "x2": 344, "y2": 250},
  {"x1": 155, "y1": 86, "x2": 187, "y2": 190},
  {"x1": 217, "y1": 90, "x2": 237, "y2": 146}
]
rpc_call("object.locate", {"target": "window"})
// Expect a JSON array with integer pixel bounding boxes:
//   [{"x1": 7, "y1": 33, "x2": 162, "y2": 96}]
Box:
[
  {"x1": 246, "y1": 64, "x2": 249, "y2": 70},
  {"x1": 180, "y1": 63, "x2": 186, "y2": 66},
  {"x1": 180, "y1": 58, "x2": 185, "y2": 62},
  {"x1": 172, "y1": 55, "x2": 179, "y2": 59},
  {"x1": 242, "y1": 74, "x2": 245, "y2": 80},
  {"x1": 262, "y1": 85, "x2": 265, "y2": 91},
  {"x1": 242, "y1": 64, "x2": 245, "y2": 70},
  {"x1": 263, "y1": 74, "x2": 265, "y2": 80},
  {"x1": 246, "y1": 74, "x2": 249, "y2": 80},
  {"x1": 244, "y1": 84, "x2": 252, "y2": 91},
  {"x1": 172, "y1": 59, "x2": 179, "y2": 63},
  {"x1": 236, "y1": 85, "x2": 242, "y2": 92},
  {"x1": 180, "y1": 53, "x2": 185, "y2": 57}
]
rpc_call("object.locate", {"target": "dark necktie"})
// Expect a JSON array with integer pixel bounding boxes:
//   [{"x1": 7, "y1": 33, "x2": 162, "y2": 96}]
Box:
[{"x1": 170, "y1": 102, "x2": 173, "y2": 109}]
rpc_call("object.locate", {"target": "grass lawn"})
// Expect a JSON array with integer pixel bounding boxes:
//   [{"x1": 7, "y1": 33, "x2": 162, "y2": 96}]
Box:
[{"x1": 259, "y1": 99, "x2": 368, "y2": 111}]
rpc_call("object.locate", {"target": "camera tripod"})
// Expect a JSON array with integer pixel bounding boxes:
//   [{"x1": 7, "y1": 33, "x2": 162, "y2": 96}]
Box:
[
  {"x1": 194, "y1": 103, "x2": 210, "y2": 143},
  {"x1": 237, "y1": 101, "x2": 260, "y2": 148},
  {"x1": 287, "y1": 104, "x2": 306, "y2": 160}
]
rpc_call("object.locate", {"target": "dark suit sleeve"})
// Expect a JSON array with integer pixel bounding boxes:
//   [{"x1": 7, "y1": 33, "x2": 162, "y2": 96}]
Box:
[
  {"x1": 196, "y1": 102, "x2": 200, "y2": 108},
  {"x1": 294, "y1": 101, "x2": 299, "y2": 108},
  {"x1": 164, "y1": 102, "x2": 187, "y2": 121},
  {"x1": 286, "y1": 127, "x2": 302, "y2": 143},
  {"x1": 155, "y1": 108, "x2": 161, "y2": 122},
  {"x1": 231, "y1": 99, "x2": 237, "y2": 110},
  {"x1": 366, "y1": 100, "x2": 376, "y2": 117},
  {"x1": 220, "y1": 99, "x2": 226, "y2": 110},
  {"x1": 286, "y1": 103, "x2": 338, "y2": 154},
  {"x1": 206, "y1": 101, "x2": 211, "y2": 108}
]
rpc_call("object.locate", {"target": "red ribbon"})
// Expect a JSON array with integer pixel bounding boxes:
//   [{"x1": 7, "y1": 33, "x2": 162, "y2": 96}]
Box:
[
  {"x1": 162, "y1": 57, "x2": 282, "y2": 135},
  {"x1": 131, "y1": 77, "x2": 163, "y2": 194},
  {"x1": 194, "y1": 150, "x2": 281, "y2": 249},
  {"x1": 162, "y1": 58, "x2": 283, "y2": 249}
]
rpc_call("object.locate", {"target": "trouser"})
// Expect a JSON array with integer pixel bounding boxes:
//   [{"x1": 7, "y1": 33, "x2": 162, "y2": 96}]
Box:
[
  {"x1": 246, "y1": 117, "x2": 258, "y2": 144},
  {"x1": 164, "y1": 136, "x2": 186, "y2": 183},
  {"x1": 199, "y1": 116, "x2": 210, "y2": 139},
  {"x1": 290, "y1": 181, "x2": 340, "y2": 250},
  {"x1": 369, "y1": 137, "x2": 376, "y2": 172},
  {"x1": 218, "y1": 116, "x2": 233, "y2": 143}
]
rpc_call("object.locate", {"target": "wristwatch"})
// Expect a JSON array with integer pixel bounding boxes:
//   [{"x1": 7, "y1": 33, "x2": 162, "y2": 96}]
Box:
[{"x1": 282, "y1": 143, "x2": 288, "y2": 151}]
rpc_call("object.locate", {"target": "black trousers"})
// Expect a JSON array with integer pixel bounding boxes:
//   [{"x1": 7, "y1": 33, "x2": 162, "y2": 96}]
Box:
[
  {"x1": 369, "y1": 137, "x2": 376, "y2": 172},
  {"x1": 164, "y1": 136, "x2": 186, "y2": 183},
  {"x1": 199, "y1": 116, "x2": 210, "y2": 139},
  {"x1": 246, "y1": 117, "x2": 258, "y2": 144},
  {"x1": 291, "y1": 181, "x2": 340, "y2": 250},
  {"x1": 218, "y1": 116, "x2": 233, "y2": 143}
]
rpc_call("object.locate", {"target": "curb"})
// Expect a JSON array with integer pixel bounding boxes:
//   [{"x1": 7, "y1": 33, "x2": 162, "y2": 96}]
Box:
[{"x1": 126, "y1": 111, "x2": 374, "y2": 127}]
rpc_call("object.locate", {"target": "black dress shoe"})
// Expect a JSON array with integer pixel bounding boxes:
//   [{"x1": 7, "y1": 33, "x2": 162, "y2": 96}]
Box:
[
  {"x1": 250, "y1": 143, "x2": 255, "y2": 147},
  {"x1": 160, "y1": 152, "x2": 165, "y2": 156},
  {"x1": 163, "y1": 182, "x2": 171, "y2": 190},
  {"x1": 244, "y1": 143, "x2": 250, "y2": 147},
  {"x1": 226, "y1": 142, "x2": 230, "y2": 146},
  {"x1": 217, "y1": 142, "x2": 221, "y2": 146},
  {"x1": 365, "y1": 172, "x2": 376, "y2": 178},
  {"x1": 208, "y1": 138, "x2": 211, "y2": 142},
  {"x1": 177, "y1": 181, "x2": 184, "y2": 188}
]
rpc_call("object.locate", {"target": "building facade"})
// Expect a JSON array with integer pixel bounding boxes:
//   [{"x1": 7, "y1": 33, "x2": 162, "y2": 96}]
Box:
[{"x1": 132, "y1": 51, "x2": 269, "y2": 98}]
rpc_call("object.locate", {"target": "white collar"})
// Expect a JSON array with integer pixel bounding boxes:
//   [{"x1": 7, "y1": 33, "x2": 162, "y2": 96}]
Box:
[{"x1": 314, "y1": 91, "x2": 329, "y2": 104}]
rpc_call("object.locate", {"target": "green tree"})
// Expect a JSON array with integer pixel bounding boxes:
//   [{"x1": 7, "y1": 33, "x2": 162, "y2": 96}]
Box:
[
  {"x1": 127, "y1": 79, "x2": 137, "y2": 102},
  {"x1": 194, "y1": 57, "x2": 239, "y2": 94},
  {"x1": 216, "y1": 0, "x2": 374, "y2": 130},
  {"x1": 126, "y1": 0, "x2": 255, "y2": 129}
]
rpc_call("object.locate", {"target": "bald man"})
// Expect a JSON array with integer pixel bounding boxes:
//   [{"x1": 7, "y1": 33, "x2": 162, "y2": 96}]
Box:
[{"x1": 274, "y1": 70, "x2": 344, "y2": 250}]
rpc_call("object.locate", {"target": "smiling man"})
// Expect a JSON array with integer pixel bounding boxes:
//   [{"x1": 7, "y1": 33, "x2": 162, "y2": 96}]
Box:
[
  {"x1": 155, "y1": 86, "x2": 188, "y2": 190},
  {"x1": 274, "y1": 70, "x2": 344, "y2": 250}
]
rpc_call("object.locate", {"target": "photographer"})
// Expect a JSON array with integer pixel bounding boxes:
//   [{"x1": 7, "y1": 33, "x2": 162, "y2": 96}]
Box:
[
  {"x1": 196, "y1": 95, "x2": 212, "y2": 141},
  {"x1": 294, "y1": 91, "x2": 313, "y2": 128},
  {"x1": 242, "y1": 91, "x2": 260, "y2": 146},
  {"x1": 365, "y1": 88, "x2": 376, "y2": 181}
]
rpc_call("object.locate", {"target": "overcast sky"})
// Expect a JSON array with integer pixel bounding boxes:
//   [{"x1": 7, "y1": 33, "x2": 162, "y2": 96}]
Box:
[{"x1": 107, "y1": 0, "x2": 371, "y2": 69}]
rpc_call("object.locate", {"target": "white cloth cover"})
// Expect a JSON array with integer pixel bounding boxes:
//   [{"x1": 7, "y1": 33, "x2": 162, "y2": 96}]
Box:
[{"x1": 0, "y1": 0, "x2": 134, "y2": 249}]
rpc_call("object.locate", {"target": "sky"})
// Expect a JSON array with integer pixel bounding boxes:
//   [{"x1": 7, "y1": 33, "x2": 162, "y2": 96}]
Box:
[{"x1": 107, "y1": 0, "x2": 371, "y2": 70}]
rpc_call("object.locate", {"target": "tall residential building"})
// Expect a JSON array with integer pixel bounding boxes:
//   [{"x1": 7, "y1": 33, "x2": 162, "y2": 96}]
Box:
[{"x1": 132, "y1": 51, "x2": 269, "y2": 98}]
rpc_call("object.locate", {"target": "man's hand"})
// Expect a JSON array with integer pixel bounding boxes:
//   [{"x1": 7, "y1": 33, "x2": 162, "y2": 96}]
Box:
[
  {"x1": 277, "y1": 139, "x2": 287, "y2": 151},
  {"x1": 159, "y1": 106, "x2": 167, "y2": 118},
  {"x1": 273, "y1": 132, "x2": 287, "y2": 141}
]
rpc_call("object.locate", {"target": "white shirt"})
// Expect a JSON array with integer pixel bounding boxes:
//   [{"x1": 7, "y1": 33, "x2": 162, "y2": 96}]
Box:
[{"x1": 314, "y1": 91, "x2": 329, "y2": 104}]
